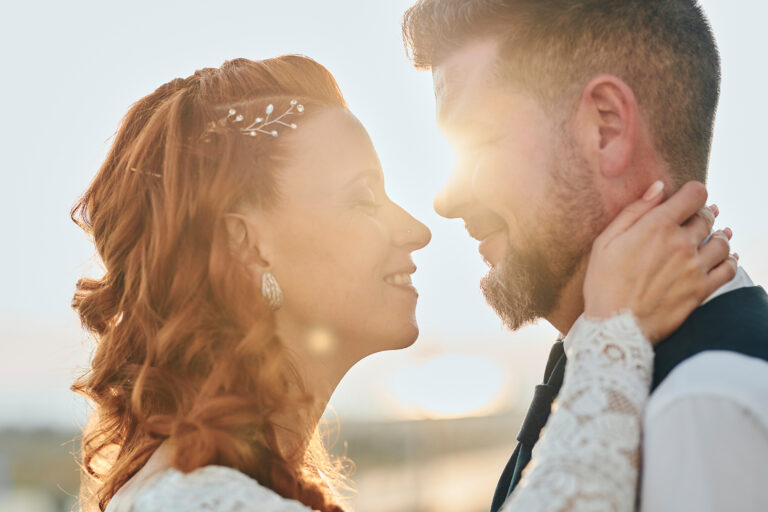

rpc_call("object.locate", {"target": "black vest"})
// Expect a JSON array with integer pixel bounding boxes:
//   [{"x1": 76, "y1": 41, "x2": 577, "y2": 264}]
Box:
[{"x1": 490, "y1": 286, "x2": 768, "y2": 512}]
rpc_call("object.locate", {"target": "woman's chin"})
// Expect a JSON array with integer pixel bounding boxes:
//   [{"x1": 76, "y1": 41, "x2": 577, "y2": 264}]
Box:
[
  {"x1": 399, "y1": 327, "x2": 420, "y2": 350},
  {"x1": 361, "y1": 323, "x2": 420, "y2": 357},
  {"x1": 384, "y1": 323, "x2": 420, "y2": 351}
]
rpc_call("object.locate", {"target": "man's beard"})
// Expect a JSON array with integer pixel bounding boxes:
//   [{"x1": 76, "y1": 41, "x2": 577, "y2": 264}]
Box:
[{"x1": 481, "y1": 140, "x2": 606, "y2": 331}]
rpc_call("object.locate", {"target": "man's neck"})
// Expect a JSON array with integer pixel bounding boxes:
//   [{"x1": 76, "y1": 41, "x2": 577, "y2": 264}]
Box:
[{"x1": 546, "y1": 260, "x2": 588, "y2": 336}]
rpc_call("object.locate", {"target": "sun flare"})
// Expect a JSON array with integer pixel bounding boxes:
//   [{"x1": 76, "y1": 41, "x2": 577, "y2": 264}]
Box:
[{"x1": 388, "y1": 354, "x2": 506, "y2": 419}]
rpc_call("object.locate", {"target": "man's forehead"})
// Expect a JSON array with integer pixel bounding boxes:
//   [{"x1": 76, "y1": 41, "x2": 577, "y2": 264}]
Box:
[{"x1": 433, "y1": 39, "x2": 501, "y2": 127}]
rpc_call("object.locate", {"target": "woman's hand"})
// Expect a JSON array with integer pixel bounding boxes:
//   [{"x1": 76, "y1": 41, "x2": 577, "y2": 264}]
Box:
[{"x1": 584, "y1": 180, "x2": 737, "y2": 344}]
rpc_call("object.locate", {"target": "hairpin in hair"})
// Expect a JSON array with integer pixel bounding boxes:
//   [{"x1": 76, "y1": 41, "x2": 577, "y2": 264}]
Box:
[
  {"x1": 134, "y1": 100, "x2": 306, "y2": 179},
  {"x1": 130, "y1": 167, "x2": 162, "y2": 178},
  {"x1": 200, "y1": 99, "x2": 304, "y2": 144},
  {"x1": 226, "y1": 99, "x2": 304, "y2": 138}
]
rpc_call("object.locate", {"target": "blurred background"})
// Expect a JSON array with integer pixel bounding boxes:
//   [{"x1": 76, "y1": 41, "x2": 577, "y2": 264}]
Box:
[{"x1": 0, "y1": 1, "x2": 765, "y2": 511}]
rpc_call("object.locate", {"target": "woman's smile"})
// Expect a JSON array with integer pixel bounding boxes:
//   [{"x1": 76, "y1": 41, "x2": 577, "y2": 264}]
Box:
[{"x1": 383, "y1": 268, "x2": 418, "y2": 295}]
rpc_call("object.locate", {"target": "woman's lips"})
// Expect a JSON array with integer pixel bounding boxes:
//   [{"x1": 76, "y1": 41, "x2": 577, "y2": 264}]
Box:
[
  {"x1": 384, "y1": 272, "x2": 413, "y2": 286},
  {"x1": 384, "y1": 270, "x2": 418, "y2": 296}
]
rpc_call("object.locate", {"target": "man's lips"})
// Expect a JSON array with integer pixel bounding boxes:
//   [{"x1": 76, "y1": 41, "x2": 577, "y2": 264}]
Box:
[
  {"x1": 478, "y1": 230, "x2": 507, "y2": 266},
  {"x1": 463, "y1": 212, "x2": 509, "y2": 265},
  {"x1": 465, "y1": 223, "x2": 500, "y2": 242},
  {"x1": 464, "y1": 214, "x2": 507, "y2": 242}
]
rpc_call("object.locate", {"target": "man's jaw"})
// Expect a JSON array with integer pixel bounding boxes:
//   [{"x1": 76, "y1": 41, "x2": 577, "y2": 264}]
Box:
[{"x1": 479, "y1": 232, "x2": 591, "y2": 334}]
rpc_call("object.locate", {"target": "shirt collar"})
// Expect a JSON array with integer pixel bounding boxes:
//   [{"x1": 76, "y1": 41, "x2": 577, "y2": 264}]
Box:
[
  {"x1": 703, "y1": 266, "x2": 753, "y2": 305},
  {"x1": 562, "y1": 267, "x2": 754, "y2": 346}
]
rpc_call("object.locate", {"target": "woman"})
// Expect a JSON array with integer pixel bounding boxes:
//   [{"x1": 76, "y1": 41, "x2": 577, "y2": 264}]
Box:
[{"x1": 71, "y1": 56, "x2": 734, "y2": 512}]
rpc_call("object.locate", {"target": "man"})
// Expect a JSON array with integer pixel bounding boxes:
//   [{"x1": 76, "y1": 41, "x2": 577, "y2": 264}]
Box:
[{"x1": 402, "y1": 1, "x2": 768, "y2": 510}]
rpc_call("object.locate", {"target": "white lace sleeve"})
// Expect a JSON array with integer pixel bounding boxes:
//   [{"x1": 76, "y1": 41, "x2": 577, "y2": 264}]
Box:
[
  {"x1": 131, "y1": 465, "x2": 317, "y2": 512},
  {"x1": 502, "y1": 312, "x2": 654, "y2": 512}
]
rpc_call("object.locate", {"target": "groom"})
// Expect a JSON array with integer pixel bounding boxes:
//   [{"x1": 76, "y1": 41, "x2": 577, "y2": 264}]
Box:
[{"x1": 403, "y1": 1, "x2": 768, "y2": 510}]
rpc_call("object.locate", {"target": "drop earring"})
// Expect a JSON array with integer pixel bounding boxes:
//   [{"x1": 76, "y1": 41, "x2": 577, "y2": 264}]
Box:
[{"x1": 261, "y1": 271, "x2": 284, "y2": 311}]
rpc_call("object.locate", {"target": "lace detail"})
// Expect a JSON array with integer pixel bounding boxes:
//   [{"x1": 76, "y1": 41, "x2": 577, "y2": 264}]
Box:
[
  {"x1": 503, "y1": 312, "x2": 654, "y2": 512},
  {"x1": 111, "y1": 313, "x2": 650, "y2": 512},
  {"x1": 130, "y1": 465, "x2": 317, "y2": 512}
]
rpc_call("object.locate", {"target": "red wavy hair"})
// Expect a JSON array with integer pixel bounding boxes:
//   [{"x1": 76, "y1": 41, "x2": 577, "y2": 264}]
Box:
[{"x1": 71, "y1": 56, "x2": 349, "y2": 512}]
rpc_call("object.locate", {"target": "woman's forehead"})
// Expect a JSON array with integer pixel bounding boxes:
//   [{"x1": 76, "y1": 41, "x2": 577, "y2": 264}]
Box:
[{"x1": 282, "y1": 108, "x2": 381, "y2": 189}]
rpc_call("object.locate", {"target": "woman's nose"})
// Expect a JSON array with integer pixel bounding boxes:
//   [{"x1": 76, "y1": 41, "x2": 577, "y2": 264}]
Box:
[
  {"x1": 393, "y1": 211, "x2": 432, "y2": 250},
  {"x1": 409, "y1": 218, "x2": 432, "y2": 250}
]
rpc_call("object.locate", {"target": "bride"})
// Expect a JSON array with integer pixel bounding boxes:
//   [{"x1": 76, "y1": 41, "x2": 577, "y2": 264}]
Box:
[{"x1": 71, "y1": 56, "x2": 734, "y2": 512}]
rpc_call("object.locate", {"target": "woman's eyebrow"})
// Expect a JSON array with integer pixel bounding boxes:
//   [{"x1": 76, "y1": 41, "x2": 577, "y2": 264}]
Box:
[{"x1": 342, "y1": 167, "x2": 384, "y2": 189}]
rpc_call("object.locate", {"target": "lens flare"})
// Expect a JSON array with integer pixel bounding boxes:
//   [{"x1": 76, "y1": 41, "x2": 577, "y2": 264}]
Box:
[{"x1": 388, "y1": 354, "x2": 505, "y2": 419}]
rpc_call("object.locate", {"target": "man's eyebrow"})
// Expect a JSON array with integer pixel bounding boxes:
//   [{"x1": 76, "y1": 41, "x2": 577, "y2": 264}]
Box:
[
  {"x1": 434, "y1": 64, "x2": 464, "y2": 127},
  {"x1": 438, "y1": 89, "x2": 492, "y2": 136},
  {"x1": 438, "y1": 92, "x2": 476, "y2": 138},
  {"x1": 439, "y1": 100, "x2": 496, "y2": 141}
]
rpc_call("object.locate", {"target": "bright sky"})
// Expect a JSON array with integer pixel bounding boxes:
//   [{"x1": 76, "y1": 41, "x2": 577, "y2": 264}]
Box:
[{"x1": 1, "y1": 1, "x2": 766, "y2": 428}]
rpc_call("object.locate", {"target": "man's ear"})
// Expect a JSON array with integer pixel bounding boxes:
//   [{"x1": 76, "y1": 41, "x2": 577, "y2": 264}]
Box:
[
  {"x1": 571, "y1": 74, "x2": 638, "y2": 179},
  {"x1": 222, "y1": 213, "x2": 271, "y2": 268}
]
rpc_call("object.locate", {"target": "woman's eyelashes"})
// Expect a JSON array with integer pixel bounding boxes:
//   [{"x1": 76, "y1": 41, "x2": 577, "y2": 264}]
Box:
[{"x1": 351, "y1": 186, "x2": 384, "y2": 214}]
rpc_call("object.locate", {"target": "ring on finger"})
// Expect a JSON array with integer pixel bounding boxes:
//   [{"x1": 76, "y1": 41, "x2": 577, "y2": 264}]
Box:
[
  {"x1": 728, "y1": 253, "x2": 740, "y2": 270},
  {"x1": 701, "y1": 227, "x2": 732, "y2": 247},
  {"x1": 710, "y1": 230, "x2": 730, "y2": 243},
  {"x1": 695, "y1": 206, "x2": 716, "y2": 226}
]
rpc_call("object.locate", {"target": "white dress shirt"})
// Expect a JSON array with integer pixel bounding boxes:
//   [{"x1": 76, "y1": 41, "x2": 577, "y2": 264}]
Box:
[{"x1": 640, "y1": 268, "x2": 768, "y2": 511}]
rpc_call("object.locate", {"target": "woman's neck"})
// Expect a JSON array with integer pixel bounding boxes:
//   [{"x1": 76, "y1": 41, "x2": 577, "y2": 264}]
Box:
[{"x1": 271, "y1": 320, "x2": 355, "y2": 458}]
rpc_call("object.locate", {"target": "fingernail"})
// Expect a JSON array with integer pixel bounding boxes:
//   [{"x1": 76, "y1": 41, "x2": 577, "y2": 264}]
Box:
[
  {"x1": 724, "y1": 227, "x2": 733, "y2": 240},
  {"x1": 643, "y1": 180, "x2": 664, "y2": 201},
  {"x1": 708, "y1": 204, "x2": 719, "y2": 217},
  {"x1": 733, "y1": 252, "x2": 740, "y2": 261}
]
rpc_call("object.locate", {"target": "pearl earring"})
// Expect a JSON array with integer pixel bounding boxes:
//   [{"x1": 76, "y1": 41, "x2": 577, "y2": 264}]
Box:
[{"x1": 261, "y1": 271, "x2": 283, "y2": 310}]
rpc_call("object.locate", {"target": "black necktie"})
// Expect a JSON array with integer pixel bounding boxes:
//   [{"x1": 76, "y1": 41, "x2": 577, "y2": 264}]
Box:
[{"x1": 490, "y1": 340, "x2": 567, "y2": 512}]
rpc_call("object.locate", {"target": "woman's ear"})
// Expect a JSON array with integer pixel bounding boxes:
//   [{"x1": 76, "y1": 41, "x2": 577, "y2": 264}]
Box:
[
  {"x1": 571, "y1": 74, "x2": 638, "y2": 179},
  {"x1": 222, "y1": 213, "x2": 271, "y2": 268}
]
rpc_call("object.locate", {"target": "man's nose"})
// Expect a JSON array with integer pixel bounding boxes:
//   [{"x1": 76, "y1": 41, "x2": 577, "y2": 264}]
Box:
[{"x1": 434, "y1": 163, "x2": 472, "y2": 218}]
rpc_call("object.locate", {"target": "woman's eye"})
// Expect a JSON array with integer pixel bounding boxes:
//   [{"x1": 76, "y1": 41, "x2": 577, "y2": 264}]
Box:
[
  {"x1": 356, "y1": 199, "x2": 382, "y2": 211},
  {"x1": 354, "y1": 188, "x2": 383, "y2": 212}
]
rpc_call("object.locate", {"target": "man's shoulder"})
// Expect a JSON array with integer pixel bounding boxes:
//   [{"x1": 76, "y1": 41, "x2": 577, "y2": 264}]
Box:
[
  {"x1": 640, "y1": 352, "x2": 768, "y2": 512},
  {"x1": 652, "y1": 281, "x2": 768, "y2": 389},
  {"x1": 646, "y1": 350, "x2": 768, "y2": 427}
]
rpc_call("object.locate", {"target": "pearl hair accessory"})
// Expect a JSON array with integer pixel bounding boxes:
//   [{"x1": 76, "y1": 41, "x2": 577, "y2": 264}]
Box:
[
  {"x1": 224, "y1": 99, "x2": 304, "y2": 138},
  {"x1": 133, "y1": 100, "x2": 307, "y2": 178},
  {"x1": 261, "y1": 271, "x2": 284, "y2": 311}
]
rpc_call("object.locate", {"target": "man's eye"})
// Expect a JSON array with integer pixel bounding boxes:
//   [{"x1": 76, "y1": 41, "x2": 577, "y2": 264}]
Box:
[
  {"x1": 456, "y1": 139, "x2": 497, "y2": 162},
  {"x1": 474, "y1": 134, "x2": 503, "y2": 151}
]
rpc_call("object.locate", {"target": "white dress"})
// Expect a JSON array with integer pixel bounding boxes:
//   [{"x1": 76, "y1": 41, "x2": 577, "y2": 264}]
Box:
[{"x1": 106, "y1": 312, "x2": 653, "y2": 512}]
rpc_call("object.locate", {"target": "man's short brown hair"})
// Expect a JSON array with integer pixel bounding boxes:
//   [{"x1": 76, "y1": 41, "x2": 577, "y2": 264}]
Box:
[{"x1": 403, "y1": 0, "x2": 721, "y2": 184}]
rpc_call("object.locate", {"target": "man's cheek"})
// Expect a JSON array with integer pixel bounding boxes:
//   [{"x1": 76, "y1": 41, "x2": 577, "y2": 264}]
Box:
[{"x1": 473, "y1": 157, "x2": 518, "y2": 207}]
